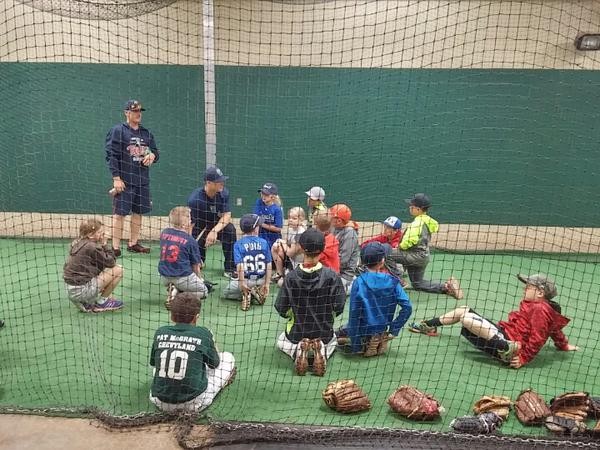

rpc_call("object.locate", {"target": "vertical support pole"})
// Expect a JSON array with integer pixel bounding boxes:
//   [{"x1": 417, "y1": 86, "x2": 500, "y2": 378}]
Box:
[{"x1": 203, "y1": 0, "x2": 217, "y2": 167}]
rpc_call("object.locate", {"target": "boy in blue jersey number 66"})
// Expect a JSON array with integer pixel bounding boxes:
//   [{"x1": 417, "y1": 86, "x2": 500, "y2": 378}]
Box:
[
  {"x1": 158, "y1": 206, "x2": 208, "y2": 309},
  {"x1": 149, "y1": 292, "x2": 236, "y2": 413},
  {"x1": 223, "y1": 214, "x2": 273, "y2": 311}
]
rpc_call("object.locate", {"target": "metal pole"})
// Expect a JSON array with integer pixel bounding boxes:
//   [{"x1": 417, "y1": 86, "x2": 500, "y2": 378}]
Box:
[{"x1": 203, "y1": 0, "x2": 217, "y2": 167}]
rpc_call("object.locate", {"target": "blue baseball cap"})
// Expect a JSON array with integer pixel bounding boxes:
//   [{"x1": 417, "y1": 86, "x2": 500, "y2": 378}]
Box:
[
  {"x1": 258, "y1": 182, "x2": 278, "y2": 195},
  {"x1": 239, "y1": 213, "x2": 263, "y2": 233},
  {"x1": 360, "y1": 242, "x2": 387, "y2": 266},
  {"x1": 382, "y1": 216, "x2": 402, "y2": 230},
  {"x1": 124, "y1": 99, "x2": 145, "y2": 111},
  {"x1": 204, "y1": 166, "x2": 228, "y2": 183}
]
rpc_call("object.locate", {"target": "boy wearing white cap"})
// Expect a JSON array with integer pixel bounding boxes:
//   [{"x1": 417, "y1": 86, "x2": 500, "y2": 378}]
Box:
[
  {"x1": 305, "y1": 186, "x2": 327, "y2": 227},
  {"x1": 361, "y1": 216, "x2": 403, "y2": 249}
]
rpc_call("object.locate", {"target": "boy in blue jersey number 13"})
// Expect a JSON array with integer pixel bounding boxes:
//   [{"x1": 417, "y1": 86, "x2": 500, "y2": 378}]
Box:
[
  {"x1": 223, "y1": 214, "x2": 273, "y2": 311},
  {"x1": 158, "y1": 207, "x2": 209, "y2": 309}
]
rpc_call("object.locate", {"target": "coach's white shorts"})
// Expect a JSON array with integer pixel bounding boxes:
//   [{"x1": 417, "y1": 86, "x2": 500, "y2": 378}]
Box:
[
  {"x1": 149, "y1": 351, "x2": 235, "y2": 414},
  {"x1": 65, "y1": 279, "x2": 99, "y2": 305},
  {"x1": 276, "y1": 332, "x2": 337, "y2": 360},
  {"x1": 341, "y1": 277, "x2": 354, "y2": 295},
  {"x1": 161, "y1": 273, "x2": 207, "y2": 299}
]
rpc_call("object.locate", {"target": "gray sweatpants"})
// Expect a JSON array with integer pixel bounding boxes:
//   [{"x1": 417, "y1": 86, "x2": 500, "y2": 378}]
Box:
[{"x1": 387, "y1": 249, "x2": 446, "y2": 294}]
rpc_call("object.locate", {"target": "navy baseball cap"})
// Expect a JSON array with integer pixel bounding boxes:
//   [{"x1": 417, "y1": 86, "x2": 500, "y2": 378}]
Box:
[
  {"x1": 298, "y1": 228, "x2": 325, "y2": 253},
  {"x1": 361, "y1": 242, "x2": 387, "y2": 266},
  {"x1": 258, "y1": 183, "x2": 278, "y2": 195},
  {"x1": 204, "y1": 166, "x2": 228, "y2": 183},
  {"x1": 405, "y1": 193, "x2": 432, "y2": 209},
  {"x1": 124, "y1": 99, "x2": 145, "y2": 111},
  {"x1": 239, "y1": 213, "x2": 263, "y2": 233},
  {"x1": 382, "y1": 216, "x2": 402, "y2": 230}
]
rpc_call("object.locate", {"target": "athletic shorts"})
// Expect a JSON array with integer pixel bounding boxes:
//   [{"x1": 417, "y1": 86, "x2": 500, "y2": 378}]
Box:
[
  {"x1": 113, "y1": 183, "x2": 152, "y2": 215},
  {"x1": 460, "y1": 309, "x2": 507, "y2": 357},
  {"x1": 65, "y1": 279, "x2": 99, "y2": 305}
]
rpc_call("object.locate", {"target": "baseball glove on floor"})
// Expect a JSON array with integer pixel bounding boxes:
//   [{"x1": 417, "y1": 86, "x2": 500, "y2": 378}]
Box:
[
  {"x1": 545, "y1": 415, "x2": 587, "y2": 434},
  {"x1": 473, "y1": 395, "x2": 511, "y2": 420},
  {"x1": 514, "y1": 389, "x2": 551, "y2": 425},
  {"x1": 550, "y1": 391, "x2": 589, "y2": 421},
  {"x1": 450, "y1": 412, "x2": 503, "y2": 434},
  {"x1": 388, "y1": 385, "x2": 443, "y2": 421},
  {"x1": 588, "y1": 397, "x2": 600, "y2": 420},
  {"x1": 322, "y1": 380, "x2": 371, "y2": 413}
]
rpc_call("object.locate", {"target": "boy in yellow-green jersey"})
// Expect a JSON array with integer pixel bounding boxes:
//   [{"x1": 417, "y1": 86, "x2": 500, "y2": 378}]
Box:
[{"x1": 388, "y1": 193, "x2": 463, "y2": 299}]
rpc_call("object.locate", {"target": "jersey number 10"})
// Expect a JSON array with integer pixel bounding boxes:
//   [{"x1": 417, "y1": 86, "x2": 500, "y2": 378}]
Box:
[{"x1": 158, "y1": 350, "x2": 189, "y2": 380}]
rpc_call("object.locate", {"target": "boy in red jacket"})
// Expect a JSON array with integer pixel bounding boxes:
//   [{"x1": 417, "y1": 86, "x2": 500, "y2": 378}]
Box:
[
  {"x1": 361, "y1": 216, "x2": 403, "y2": 249},
  {"x1": 409, "y1": 274, "x2": 578, "y2": 368}
]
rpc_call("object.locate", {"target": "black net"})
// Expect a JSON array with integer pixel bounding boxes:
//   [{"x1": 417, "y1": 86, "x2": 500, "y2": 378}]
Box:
[{"x1": 1, "y1": 0, "x2": 600, "y2": 448}]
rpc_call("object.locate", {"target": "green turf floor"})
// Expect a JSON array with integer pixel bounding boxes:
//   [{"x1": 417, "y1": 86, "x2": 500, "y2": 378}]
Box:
[{"x1": 0, "y1": 238, "x2": 599, "y2": 437}]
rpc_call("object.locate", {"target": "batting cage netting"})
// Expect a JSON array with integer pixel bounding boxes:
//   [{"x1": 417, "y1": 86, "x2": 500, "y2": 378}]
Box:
[{"x1": 1, "y1": 0, "x2": 600, "y2": 448}]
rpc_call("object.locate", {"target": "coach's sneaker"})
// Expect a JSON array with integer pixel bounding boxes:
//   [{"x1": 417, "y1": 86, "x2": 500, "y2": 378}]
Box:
[
  {"x1": 311, "y1": 339, "x2": 326, "y2": 377},
  {"x1": 112, "y1": 248, "x2": 122, "y2": 257},
  {"x1": 408, "y1": 321, "x2": 438, "y2": 337},
  {"x1": 93, "y1": 298, "x2": 124, "y2": 312},
  {"x1": 165, "y1": 283, "x2": 178, "y2": 310},
  {"x1": 497, "y1": 340, "x2": 521, "y2": 363},
  {"x1": 444, "y1": 277, "x2": 464, "y2": 300},
  {"x1": 127, "y1": 242, "x2": 151, "y2": 254},
  {"x1": 241, "y1": 291, "x2": 251, "y2": 311},
  {"x1": 294, "y1": 339, "x2": 310, "y2": 376}
]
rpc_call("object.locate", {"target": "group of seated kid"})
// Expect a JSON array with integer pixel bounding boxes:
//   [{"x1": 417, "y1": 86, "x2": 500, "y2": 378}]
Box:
[{"x1": 62, "y1": 182, "x2": 578, "y2": 413}]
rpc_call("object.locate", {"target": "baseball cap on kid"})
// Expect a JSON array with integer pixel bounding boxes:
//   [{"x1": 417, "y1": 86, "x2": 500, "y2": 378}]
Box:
[
  {"x1": 298, "y1": 228, "x2": 325, "y2": 253},
  {"x1": 124, "y1": 99, "x2": 145, "y2": 111},
  {"x1": 329, "y1": 204, "x2": 352, "y2": 223},
  {"x1": 239, "y1": 213, "x2": 263, "y2": 233},
  {"x1": 204, "y1": 166, "x2": 228, "y2": 183},
  {"x1": 258, "y1": 183, "x2": 278, "y2": 195},
  {"x1": 405, "y1": 193, "x2": 432, "y2": 209},
  {"x1": 517, "y1": 274, "x2": 558, "y2": 300},
  {"x1": 305, "y1": 186, "x2": 325, "y2": 201},
  {"x1": 361, "y1": 242, "x2": 387, "y2": 266},
  {"x1": 382, "y1": 216, "x2": 402, "y2": 230}
]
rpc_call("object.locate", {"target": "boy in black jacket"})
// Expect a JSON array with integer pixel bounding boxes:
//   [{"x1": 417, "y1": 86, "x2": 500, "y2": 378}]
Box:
[{"x1": 275, "y1": 228, "x2": 346, "y2": 376}]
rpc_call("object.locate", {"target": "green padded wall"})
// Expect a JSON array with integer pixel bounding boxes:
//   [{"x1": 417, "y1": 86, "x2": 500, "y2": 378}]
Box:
[{"x1": 1, "y1": 63, "x2": 598, "y2": 225}]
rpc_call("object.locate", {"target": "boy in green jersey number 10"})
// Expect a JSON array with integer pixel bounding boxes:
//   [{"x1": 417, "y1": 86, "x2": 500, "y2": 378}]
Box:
[{"x1": 149, "y1": 293, "x2": 236, "y2": 412}]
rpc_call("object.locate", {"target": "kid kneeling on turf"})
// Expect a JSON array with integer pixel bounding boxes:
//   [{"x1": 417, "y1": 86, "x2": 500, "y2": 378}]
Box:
[
  {"x1": 329, "y1": 204, "x2": 360, "y2": 294},
  {"x1": 275, "y1": 228, "x2": 346, "y2": 376},
  {"x1": 388, "y1": 193, "x2": 463, "y2": 299},
  {"x1": 149, "y1": 292, "x2": 236, "y2": 413},
  {"x1": 409, "y1": 274, "x2": 579, "y2": 368},
  {"x1": 223, "y1": 213, "x2": 272, "y2": 311},
  {"x1": 337, "y1": 242, "x2": 413, "y2": 357},
  {"x1": 63, "y1": 219, "x2": 123, "y2": 312},
  {"x1": 159, "y1": 206, "x2": 209, "y2": 309}
]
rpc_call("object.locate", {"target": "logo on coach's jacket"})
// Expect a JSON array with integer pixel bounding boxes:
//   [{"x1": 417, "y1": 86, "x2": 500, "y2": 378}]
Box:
[{"x1": 127, "y1": 137, "x2": 149, "y2": 162}]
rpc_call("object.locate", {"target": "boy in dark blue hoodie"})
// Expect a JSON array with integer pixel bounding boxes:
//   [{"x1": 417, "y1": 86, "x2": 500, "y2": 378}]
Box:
[{"x1": 337, "y1": 242, "x2": 412, "y2": 357}]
